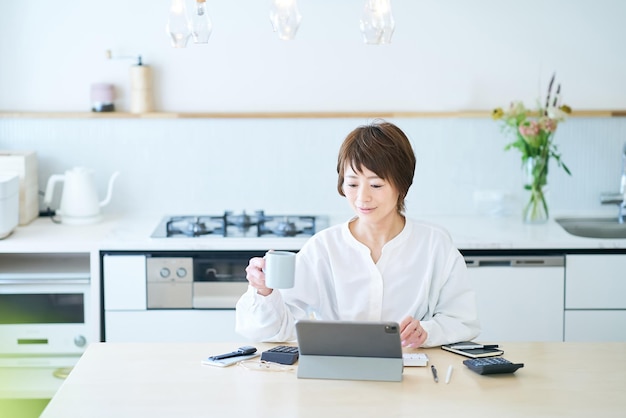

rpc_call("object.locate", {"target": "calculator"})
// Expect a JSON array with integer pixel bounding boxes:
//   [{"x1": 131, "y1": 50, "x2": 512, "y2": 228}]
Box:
[
  {"x1": 463, "y1": 357, "x2": 524, "y2": 375},
  {"x1": 260, "y1": 345, "x2": 299, "y2": 365}
]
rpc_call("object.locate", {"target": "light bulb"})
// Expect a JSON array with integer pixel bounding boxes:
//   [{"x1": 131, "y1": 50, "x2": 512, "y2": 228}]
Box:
[
  {"x1": 166, "y1": 0, "x2": 191, "y2": 48},
  {"x1": 360, "y1": 0, "x2": 395, "y2": 45},
  {"x1": 269, "y1": 0, "x2": 302, "y2": 41},
  {"x1": 191, "y1": 0, "x2": 213, "y2": 44}
]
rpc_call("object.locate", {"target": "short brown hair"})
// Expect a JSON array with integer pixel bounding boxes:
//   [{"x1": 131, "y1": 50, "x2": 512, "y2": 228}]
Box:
[{"x1": 336, "y1": 120, "x2": 416, "y2": 213}]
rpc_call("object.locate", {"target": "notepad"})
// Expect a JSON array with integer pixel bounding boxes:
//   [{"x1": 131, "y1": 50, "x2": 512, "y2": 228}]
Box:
[{"x1": 402, "y1": 353, "x2": 429, "y2": 367}]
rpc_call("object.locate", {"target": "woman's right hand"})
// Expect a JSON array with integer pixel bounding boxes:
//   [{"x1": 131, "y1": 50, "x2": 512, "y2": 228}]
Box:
[{"x1": 245, "y1": 256, "x2": 273, "y2": 296}]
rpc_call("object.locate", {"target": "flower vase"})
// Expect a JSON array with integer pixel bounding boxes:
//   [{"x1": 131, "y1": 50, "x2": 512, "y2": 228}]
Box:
[{"x1": 522, "y1": 156, "x2": 549, "y2": 223}]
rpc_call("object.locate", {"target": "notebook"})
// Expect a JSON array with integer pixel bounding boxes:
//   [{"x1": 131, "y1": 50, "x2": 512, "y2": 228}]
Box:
[{"x1": 295, "y1": 320, "x2": 404, "y2": 382}]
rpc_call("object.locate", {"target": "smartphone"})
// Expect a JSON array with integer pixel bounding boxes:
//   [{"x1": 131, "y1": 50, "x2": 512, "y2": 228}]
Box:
[
  {"x1": 209, "y1": 346, "x2": 257, "y2": 360},
  {"x1": 202, "y1": 352, "x2": 259, "y2": 367}
]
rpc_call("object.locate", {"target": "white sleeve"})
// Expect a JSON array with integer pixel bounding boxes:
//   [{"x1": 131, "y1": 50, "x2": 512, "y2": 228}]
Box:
[
  {"x1": 234, "y1": 234, "x2": 332, "y2": 342},
  {"x1": 419, "y1": 250, "x2": 481, "y2": 347},
  {"x1": 234, "y1": 285, "x2": 298, "y2": 342}
]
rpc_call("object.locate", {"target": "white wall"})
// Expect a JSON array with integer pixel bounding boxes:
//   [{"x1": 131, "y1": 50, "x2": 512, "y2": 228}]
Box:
[
  {"x1": 1, "y1": 117, "x2": 624, "y2": 221},
  {"x1": 1, "y1": 0, "x2": 625, "y2": 112},
  {"x1": 1, "y1": 1, "x2": 625, "y2": 222}
]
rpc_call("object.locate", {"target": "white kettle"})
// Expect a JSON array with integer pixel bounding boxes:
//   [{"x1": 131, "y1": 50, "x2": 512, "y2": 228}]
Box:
[{"x1": 43, "y1": 167, "x2": 120, "y2": 225}]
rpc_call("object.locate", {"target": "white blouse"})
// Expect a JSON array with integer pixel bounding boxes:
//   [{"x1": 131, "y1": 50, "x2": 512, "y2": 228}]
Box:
[{"x1": 235, "y1": 218, "x2": 480, "y2": 347}]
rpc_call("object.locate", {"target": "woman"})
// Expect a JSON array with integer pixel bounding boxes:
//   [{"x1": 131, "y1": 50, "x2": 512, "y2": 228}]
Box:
[{"x1": 235, "y1": 120, "x2": 480, "y2": 347}]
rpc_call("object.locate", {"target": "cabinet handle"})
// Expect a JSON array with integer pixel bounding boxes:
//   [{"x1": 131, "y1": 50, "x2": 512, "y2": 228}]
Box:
[
  {"x1": 0, "y1": 279, "x2": 90, "y2": 285},
  {"x1": 465, "y1": 257, "x2": 564, "y2": 267}
]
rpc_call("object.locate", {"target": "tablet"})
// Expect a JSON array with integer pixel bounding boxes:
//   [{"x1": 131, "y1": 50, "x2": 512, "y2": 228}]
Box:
[
  {"x1": 295, "y1": 320, "x2": 403, "y2": 381},
  {"x1": 296, "y1": 320, "x2": 403, "y2": 358}
]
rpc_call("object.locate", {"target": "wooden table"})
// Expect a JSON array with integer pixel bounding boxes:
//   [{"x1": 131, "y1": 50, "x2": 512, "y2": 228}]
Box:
[{"x1": 40, "y1": 342, "x2": 626, "y2": 418}]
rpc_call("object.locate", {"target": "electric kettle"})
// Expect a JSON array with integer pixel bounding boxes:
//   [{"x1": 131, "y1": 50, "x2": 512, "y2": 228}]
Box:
[{"x1": 43, "y1": 167, "x2": 120, "y2": 225}]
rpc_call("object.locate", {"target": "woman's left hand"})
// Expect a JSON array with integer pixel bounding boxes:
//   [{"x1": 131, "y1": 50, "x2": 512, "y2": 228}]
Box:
[{"x1": 399, "y1": 316, "x2": 428, "y2": 348}]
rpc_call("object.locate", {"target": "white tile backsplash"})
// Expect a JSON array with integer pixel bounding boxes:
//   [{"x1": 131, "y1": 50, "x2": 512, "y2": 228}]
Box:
[{"x1": 0, "y1": 117, "x2": 624, "y2": 220}]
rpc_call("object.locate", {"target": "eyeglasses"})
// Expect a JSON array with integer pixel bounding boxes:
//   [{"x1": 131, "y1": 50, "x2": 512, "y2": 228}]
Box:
[{"x1": 238, "y1": 360, "x2": 296, "y2": 373}]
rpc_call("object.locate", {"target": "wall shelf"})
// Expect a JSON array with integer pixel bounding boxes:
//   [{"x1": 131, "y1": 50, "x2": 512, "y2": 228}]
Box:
[{"x1": 1, "y1": 110, "x2": 625, "y2": 119}]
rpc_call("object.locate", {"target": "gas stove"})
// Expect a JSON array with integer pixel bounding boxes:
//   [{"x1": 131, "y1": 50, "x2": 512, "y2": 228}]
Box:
[{"x1": 150, "y1": 211, "x2": 328, "y2": 238}]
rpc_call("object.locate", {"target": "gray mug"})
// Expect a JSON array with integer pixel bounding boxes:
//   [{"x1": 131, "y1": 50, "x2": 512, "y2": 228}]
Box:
[{"x1": 264, "y1": 251, "x2": 296, "y2": 289}]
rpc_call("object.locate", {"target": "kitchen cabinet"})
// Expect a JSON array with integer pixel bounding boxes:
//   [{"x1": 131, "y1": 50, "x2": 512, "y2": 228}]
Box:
[
  {"x1": 465, "y1": 254, "x2": 565, "y2": 342},
  {"x1": 102, "y1": 254, "x2": 146, "y2": 311},
  {"x1": 6, "y1": 215, "x2": 626, "y2": 348},
  {"x1": 102, "y1": 253, "x2": 245, "y2": 343},
  {"x1": 565, "y1": 254, "x2": 626, "y2": 341}
]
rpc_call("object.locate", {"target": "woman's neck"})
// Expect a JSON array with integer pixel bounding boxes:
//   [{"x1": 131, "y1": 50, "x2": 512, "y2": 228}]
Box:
[{"x1": 349, "y1": 213, "x2": 405, "y2": 262}]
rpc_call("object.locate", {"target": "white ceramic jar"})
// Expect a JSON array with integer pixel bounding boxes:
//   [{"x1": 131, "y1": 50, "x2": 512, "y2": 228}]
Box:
[{"x1": 0, "y1": 173, "x2": 19, "y2": 239}]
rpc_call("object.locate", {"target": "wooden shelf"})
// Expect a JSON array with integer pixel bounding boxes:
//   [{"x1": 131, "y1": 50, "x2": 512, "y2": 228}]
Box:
[{"x1": 1, "y1": 110, "x2": 625, "y2": 119}]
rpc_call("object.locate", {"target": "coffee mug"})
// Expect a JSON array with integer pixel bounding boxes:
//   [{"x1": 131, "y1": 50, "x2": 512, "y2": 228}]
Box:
[{"x1": 264, "y1": 251, "x2": 296, "y2": 289}]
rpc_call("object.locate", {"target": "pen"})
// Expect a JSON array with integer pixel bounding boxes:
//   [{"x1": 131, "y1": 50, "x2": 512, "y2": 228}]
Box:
[
  {"x1": 445, "y1": 365, "x2": 453, "y2": 384},
  {"x1": 431, "y1": 365, "x2": 438, "y2": 383},
  {"x1": 450, "y1": 344, "x2": 499, "y2": 350}
]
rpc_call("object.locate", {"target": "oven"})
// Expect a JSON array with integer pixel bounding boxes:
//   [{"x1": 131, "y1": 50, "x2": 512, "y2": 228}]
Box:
[
  {"x1": 0, "y1": 253, "x2": 92, "y2": 403},
  {"x1": 101, "y1": 211, "x2": 326, "y2": 343},
  {"x1": 146, "y1": 253, "x2": 251, "y2": 309},
  {"x1": 0, "y1": 254, "x2": 92, "y2": 356}
]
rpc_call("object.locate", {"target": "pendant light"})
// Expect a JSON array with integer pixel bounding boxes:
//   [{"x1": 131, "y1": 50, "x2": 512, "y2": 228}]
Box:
[
  {"x1": 269, "y1": 0, "x2": 302, "y2": 41},
  {"x1": 360, "y1": 0, "x2": 395, "y2": 45},
  {"x1": 166, "y1": 0, "x2": 191, "y2": 48},
  {"x1": 190, "y1": 0, "x2": 213, "y2": 44},
  {"x1": 164, "y1": 0, "x2": 397, "y2": 46}
]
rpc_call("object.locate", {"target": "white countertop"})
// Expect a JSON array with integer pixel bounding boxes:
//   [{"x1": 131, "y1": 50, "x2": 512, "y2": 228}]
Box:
[{"x1": 1, "y1": 213, "x2": 626, "y2": 253}]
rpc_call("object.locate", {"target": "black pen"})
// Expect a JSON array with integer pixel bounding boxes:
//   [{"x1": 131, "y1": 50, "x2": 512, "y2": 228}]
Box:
[{"x1": 431, "y1": 365, "x2": 438, "y2": 383}]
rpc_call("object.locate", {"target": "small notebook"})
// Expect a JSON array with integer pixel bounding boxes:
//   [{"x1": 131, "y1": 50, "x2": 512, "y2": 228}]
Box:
[
  {"x1": 402, "y1": 353, "x2": 429, "y2": 367},
  {"x1": 441, "y1": 341, "x2": 504, "y2": 358}
]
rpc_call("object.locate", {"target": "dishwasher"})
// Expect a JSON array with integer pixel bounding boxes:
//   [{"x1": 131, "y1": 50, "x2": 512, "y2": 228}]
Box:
[{"x1": 463, "y1": 253, "x2": 565, "y2": 342}]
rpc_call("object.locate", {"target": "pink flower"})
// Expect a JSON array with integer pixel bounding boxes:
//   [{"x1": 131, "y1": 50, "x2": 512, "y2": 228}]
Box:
[
  {"x1": 540, "y1": 117, "x2": 557, "y2": 132},
  {"x1": 519, "y1": 120, "x2": 540, "y2": 137}
]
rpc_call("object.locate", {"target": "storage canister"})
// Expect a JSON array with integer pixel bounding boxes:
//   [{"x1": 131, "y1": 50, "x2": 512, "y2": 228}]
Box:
[{"x1": 0, "y1": 173, "x2": 19, "y2": 239}]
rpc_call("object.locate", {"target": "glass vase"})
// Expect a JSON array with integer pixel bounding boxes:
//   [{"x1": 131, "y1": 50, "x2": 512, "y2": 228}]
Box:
[{"x1": 522, "y1": 156, "x2": 549, "y2": 224}]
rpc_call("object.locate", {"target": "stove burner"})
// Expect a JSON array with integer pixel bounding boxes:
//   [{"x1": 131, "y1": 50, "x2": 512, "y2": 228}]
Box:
[
  {"x1": 225, "y1": 210, "x2": 262, "y2": 231},
  {"x1": 153, "y1": 211, "x2": 326, "y2": 238},
  {"x1": 273, "y1": 221, "x2": 298, "y2": 237},
  {"x1": 186, "y1": 217, "x2": 211, "y2": 237},
  {"x1": 166, "y1": 216, "x2": 224, "y2": 237}
]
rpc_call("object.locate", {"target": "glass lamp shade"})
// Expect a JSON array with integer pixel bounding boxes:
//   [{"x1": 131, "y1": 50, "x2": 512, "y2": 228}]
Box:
[
  {"x1": 269, "y1": 0, "x2": 302, "y2": 41},
  {"x1": 191, "y1": 0, "x2": 213, "y2": 43},
  {"x1": 360, "y1": 0, "x2": 395, "y2": 45},
  {"x1": 166, "y1": 0, "x2": 191, "y2": 48}
]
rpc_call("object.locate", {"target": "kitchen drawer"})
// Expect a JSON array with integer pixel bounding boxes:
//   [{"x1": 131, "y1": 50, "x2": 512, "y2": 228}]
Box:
[
  {"x1": 104, "y1": 310, "x2": 239, "y2": 343},
  {"x1": 566, "y1": 255, "x2": 626, "y2": 309},
  {"x1": 565, "y1": 310, "x2": 626, "y2": 341}
]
